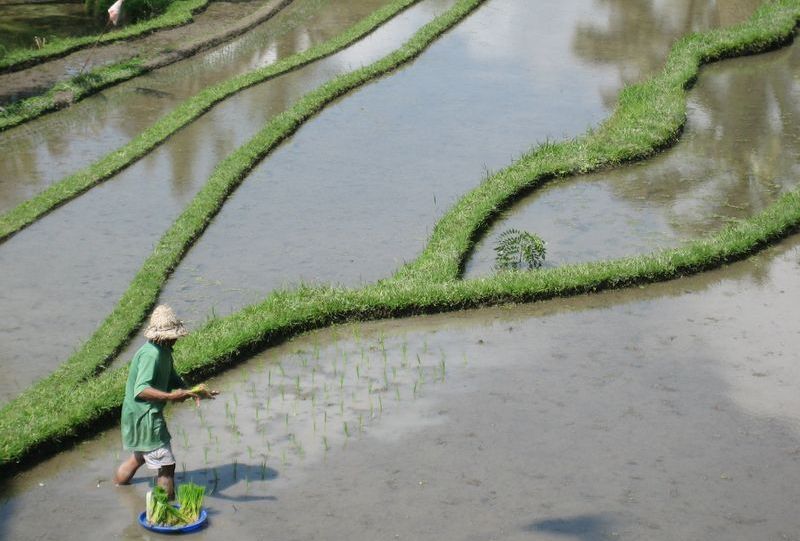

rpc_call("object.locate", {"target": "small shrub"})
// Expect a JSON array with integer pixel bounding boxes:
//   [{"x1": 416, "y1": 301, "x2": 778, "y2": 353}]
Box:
[{"x1": 494, "y1": 229, "x2": 546, "y2": 270}]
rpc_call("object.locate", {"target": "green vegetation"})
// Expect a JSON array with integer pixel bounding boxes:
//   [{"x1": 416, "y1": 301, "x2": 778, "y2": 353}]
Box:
[
  {"x1": 0, "y1": 0, "x2": 426, "y2": 238},
  {"x1": 494, "y1": 229, "x2": 546, "y2": 270},
  {"x1": 0, "y1": 0, "x2": 208, "y2": 73},
  {"x1": 1, "y1": 0, "x2": 800, "y2": 474}
]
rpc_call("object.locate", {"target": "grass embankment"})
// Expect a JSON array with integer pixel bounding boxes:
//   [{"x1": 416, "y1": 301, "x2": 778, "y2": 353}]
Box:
[
  {"x1": 1, "y1": 0, "x2": 799, "y2": 473},
  {"x1": 0, "y1": 0, "x2": 208, "y2": 73},
  {"x1": 0, "y1": 0, "x2": 488, "y2": 470},
  {"x1": 0, "y1": 0, "x2": 426, "y2": 241},
  {"x1": 0, "y1": 0, "x2": 293, "y2": 133}
]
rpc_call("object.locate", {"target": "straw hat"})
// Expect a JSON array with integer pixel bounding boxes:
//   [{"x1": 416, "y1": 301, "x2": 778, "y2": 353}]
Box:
[{"x1": 144, "y1": 305, "x2": 188, "y2": 341}]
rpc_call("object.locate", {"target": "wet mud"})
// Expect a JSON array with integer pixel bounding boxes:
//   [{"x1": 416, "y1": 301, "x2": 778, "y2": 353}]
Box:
[
  {"x1": 1, "y1": 234, "x2": 798, "y2": 540},
  {"x1": 465, "y1": 41, "x2": 800, "y2": 275}
]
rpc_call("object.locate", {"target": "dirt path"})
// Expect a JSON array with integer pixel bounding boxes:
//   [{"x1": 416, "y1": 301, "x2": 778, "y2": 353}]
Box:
[{"x1": 0, "y1": 0, "x2": 292, "y2": 104}]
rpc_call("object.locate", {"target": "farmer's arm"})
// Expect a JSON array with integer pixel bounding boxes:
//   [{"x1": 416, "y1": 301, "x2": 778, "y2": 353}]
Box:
[{"x1": 136, "y1": 386, "x2": 194, "y2": 402}]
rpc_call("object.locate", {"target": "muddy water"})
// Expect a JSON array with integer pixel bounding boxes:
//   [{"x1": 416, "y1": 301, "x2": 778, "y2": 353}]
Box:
[
  {"x1": 2, "y1": 235, "x2": 799, "y2": 540},
  {"x1": 153, "y1": 0, "x2": 766, "y2": 333},
  {"x1": 464, "y1": 42, "x2": 800, "y2": 275},
  {"x1": 0, "y1": 0, "x2": 396, "y2": 211},
  {"x1": 0, "y1": 0, "x2": 455, "y2": 404}
]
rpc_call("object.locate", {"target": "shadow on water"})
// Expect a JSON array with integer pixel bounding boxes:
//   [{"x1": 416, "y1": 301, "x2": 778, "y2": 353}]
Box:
[{"x1": 525, "y1": 514, "x2": 614, "y2": 540}]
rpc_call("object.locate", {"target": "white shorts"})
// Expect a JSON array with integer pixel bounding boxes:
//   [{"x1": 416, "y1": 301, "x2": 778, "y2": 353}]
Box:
[{"x1": 135, "y1": 444, "x2": 176, "y2": 470}]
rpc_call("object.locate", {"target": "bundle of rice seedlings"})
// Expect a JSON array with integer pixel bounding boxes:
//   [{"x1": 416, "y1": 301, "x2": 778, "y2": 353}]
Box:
[
  {"x1": 177, "y1": 482, "x2": 205, "y2": 523},
  {"x1": 145, "y1": 483, "x2": 205, "y2": 526}
]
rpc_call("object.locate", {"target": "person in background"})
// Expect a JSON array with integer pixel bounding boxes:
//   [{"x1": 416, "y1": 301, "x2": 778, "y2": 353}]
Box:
[{"x1": 114, "y1": 305, "x2": 217, "y2": 498}]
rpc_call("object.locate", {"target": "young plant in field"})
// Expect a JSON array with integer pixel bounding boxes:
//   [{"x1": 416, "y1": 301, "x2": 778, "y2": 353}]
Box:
[{"x1": 494, "y1": 229, "x2": 546, "y2": 270}]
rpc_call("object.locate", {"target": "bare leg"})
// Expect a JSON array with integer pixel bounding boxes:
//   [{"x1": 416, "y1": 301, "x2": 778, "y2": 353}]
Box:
[
  {"x1": 157, "y1": 464, "x2": 177, "y2": 500},
  {"x1": 114, "y1": 453, "x2": 145, "y2": 485}
]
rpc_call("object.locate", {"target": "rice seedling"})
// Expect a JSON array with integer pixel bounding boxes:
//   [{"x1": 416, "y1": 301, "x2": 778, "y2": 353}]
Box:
[
  {"x1": 322, "y1": 436, "x2": 330, "y2": 452},
  {"x1": 233, "y1": 458, "x2": 238, "y2": 480},
  {"x1": 378, "y1": 395, "x2": 383, "y2": 414},
  {"x1": 203, "y1": 447, "x2": 209, "y2": 465},
  {"x1": 259, "y1": 460, "x2": 268, "y2": 480},
  {"x1": 343, "y1": 422, "x2": 350, "y2": 438},
  {"x1": 359, "y1": 415, "x2": 364, "y2": 433}
]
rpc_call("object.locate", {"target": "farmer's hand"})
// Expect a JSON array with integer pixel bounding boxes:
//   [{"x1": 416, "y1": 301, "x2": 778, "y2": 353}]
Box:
[
  {"x1": 169, "y1": 389, "x2": 197, "y2": 403},
  {"x1": 190, "y1": 384, "x2": 219, "y2": 400}
]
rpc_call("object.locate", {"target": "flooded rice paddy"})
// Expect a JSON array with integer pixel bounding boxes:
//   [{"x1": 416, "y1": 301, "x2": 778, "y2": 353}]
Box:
[
  {"x1": 3, "y1": 0, "x2": 798, "y2": 537},
  {"x1": 1, "y1": 234, "x2": 798, "y2": 540},
  {"x1": 0, "y1": 0, "x2": 454, "y2": 403},
  {"x1": 0, "y1": 0, "x2": 768, "y2": 402}
]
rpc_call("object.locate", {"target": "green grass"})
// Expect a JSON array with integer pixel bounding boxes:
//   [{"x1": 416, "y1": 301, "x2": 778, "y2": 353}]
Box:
[
  {"x1": 1, "y1": 0, "x2": 800, "y2": 473},
  {"x1": 0, "y1": 0, "x2": 425, "y2": 241},
  {"x1": 0, "y1": 0, "x2": 209, "y2": 73}
]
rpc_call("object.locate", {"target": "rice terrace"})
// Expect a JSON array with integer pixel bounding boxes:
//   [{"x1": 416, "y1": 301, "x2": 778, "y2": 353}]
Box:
[{"x1": 1, "y1": 0, "x2": 800, "y2": 538}]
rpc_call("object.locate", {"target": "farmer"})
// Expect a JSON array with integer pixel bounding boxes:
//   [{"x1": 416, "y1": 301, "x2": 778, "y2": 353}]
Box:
[{"x1": 114, "y1": 305, "x2": 217, "y2": 498}]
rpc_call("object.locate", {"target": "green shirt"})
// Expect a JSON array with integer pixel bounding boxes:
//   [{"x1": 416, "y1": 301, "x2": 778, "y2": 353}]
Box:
[{"x1": 121, "y1": 342, "x2": 186, "y2": 452}]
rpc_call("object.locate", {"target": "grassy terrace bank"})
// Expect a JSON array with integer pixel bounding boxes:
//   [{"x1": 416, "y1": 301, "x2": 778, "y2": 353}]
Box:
[
  {"x1": 0, "y1": 0, "x2": 209, "y2": 73},
  {"x1": 0, "y1": 0, "x2": 426, "y2": 241},
  {"x1": 1, "y1": 0, "x2": 799, "y2": 473},
  {"x1": 0, "y1": 0, "x2": 294, "y2": 133}
]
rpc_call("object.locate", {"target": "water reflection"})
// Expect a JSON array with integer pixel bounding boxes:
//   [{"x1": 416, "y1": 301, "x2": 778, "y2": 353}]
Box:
[
  {"x1": 464, "y1": 41, "x2": 800, "y2": 275},
  {"x1": 572, "y1": 0, "x2": 765, "y2": 106}
]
